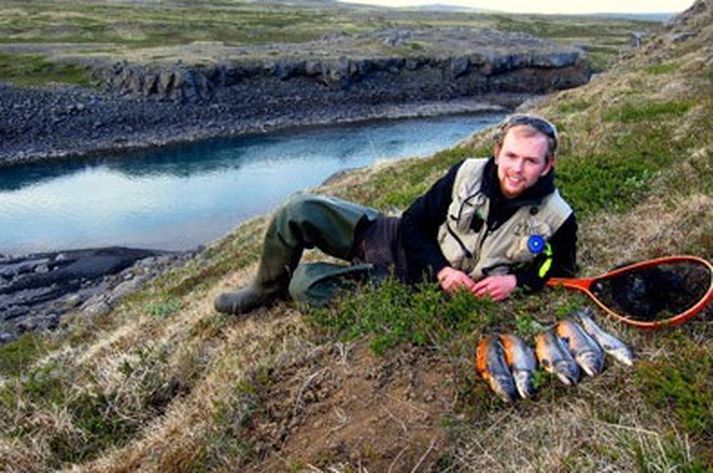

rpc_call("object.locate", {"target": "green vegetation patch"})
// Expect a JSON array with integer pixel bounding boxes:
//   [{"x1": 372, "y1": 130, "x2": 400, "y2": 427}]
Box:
[
  {"x1": 187, "y1": 366, "x2": 274, "y2": 470},
  {"x1": 0, "y1": 52, "x2": 93, "y2": 87},
  {"x1": 603, "y1": 99, "x2": 694, "y2": 123},
  {"x1": 47, "y1": 388, "x2": 143, "y2": 466},
  {"x1": 0, "y1": 343, "x2": 191, "y2": 467},
  {"x1": 356, "y1": 145, "x2": 484, "y2": 211},
  {"x1": 556, "y1": 98, "x2": 591, "y2": 114},
  {"x1": 0, "y1": 332, "x2": 49, "y2": 377},
  {"x1": 557, "y1": 119, "x2": 692, "y2": 216},
  {"x1": 307, "y1": 278, "x2": 498, "y2": 355},
  {"x1": 644, "y1": 62, "x2": 680, "y2": 75},
  {"x1": 635, "y1": 344, "x2": 713, "y2": 438},
  {"x1": 145, "y1": 297, "x2": 182, "y2": 318}
]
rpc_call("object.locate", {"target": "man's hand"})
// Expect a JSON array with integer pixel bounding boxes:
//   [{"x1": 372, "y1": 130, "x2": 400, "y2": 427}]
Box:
[
  {"x1": 437, "y1": 267, "x2": 476, "y2": 294},
  {"x1": 472, "y1": 275, "x2": 517, "y2": 301}
]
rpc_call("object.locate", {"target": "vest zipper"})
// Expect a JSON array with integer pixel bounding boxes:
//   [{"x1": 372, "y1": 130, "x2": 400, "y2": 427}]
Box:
[{"x1": 446, "y1": 223, "x2": 473, "y2": 260}]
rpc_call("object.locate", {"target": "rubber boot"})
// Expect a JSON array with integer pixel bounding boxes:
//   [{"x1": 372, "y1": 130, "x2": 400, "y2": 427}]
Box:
[
  {"x1": 213, "y1": 218, "x2": 295, "y2": 315},
  {"x1": 214, "y1": 193, "x2": 378, "y2": 315},
  {"x1": 213, "y1": 281, "x2": 284, "y2": 315}
]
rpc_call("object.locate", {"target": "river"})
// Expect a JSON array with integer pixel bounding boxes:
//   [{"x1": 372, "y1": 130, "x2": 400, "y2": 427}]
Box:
[{"x1": 0, "y1": 113, "x2": 503, "y2": 255}]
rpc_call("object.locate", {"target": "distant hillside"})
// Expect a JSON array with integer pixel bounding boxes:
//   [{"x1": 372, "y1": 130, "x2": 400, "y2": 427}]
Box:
[{"x1": 591, "y1": 12, "x2": 676, "y2": 22}]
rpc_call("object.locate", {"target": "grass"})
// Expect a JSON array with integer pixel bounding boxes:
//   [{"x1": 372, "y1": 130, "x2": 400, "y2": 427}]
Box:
[
  {"x1": 307, "y1": 279, "x2": 498, "y2": 355},
  {"x1": 0, "y1": 332, "x2": 49, "y2": 377},
  {"x1": 0, "y1": 0, "x2": 654, "y2": 84},
  {"x1": 602, "y1": 99, "x2": 694, "y2": 123},
  {"x1": 635, "y1": 337, "x2": 713, "y2": 438},
  {"x1": 0, "y1": 52, "x2": 93, "y2": 87},
  {"x1": 556, "y1": 98, "x2": 591, "y2": 113},
  {"x1": 644, "y1": 62, "x2": 680, "y2": 75}
]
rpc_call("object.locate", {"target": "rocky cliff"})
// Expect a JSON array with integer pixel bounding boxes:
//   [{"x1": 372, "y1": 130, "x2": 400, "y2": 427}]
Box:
[
  {"x1": 0, "y1": 27, "x2": 589, "y2": 166},
  {"x1": 93, "y1": 28, "x2": 590, "y2": 104}
]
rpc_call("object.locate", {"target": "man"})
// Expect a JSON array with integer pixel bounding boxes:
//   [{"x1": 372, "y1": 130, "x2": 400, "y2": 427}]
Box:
[{"x1": 214, "y1": 114, "x2": 577, "y2": 315}]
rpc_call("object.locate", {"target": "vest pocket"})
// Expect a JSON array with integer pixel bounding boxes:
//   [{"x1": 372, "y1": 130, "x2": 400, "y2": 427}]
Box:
[
  {"x1": 506, "y1": 236, "x2": 536, "y2": 263},
  {"x1": 446, "y1": 223, "x2": 473, "y2": 260}
]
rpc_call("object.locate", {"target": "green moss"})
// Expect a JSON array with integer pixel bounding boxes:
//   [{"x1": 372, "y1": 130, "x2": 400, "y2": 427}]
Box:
[
  {"x1": 556, "y1": 99, "x2": 591, "y2": 113},
  {"x1": 557, "y1": 119, "x2": 692, "y2": 216},
  {"x1": 635, "y1": 351, "x2": 713, "y2": 437},
  {"x1": 0, "y1": 332, "x2": 48, "y2": 377},
  {"x1": 145, "y1": 298, "x2": 182, "y2": 318},
  {"x1": 0, "y1": 52, "x2": 93, "y2": 87},
  {"x1": 644, "y1": 62, "x2": 679, "y2": 75},
  {"x1": 307, "y1": 278, "x2": 498, "y2": 356},
  {"x1": 364, "y1": 145, "x2": 479, "y2": 210},
  {"x1": 603, "y1": 99, "x2": 694, "y2": 123},
  {"x1": 50, "y1": 389, "x2": 141, "y2": 465}
]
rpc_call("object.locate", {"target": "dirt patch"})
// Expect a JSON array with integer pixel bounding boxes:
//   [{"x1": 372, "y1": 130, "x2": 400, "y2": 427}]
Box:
[{"x1": 246, "y1": 342, "x2": 457, "y2": 472}]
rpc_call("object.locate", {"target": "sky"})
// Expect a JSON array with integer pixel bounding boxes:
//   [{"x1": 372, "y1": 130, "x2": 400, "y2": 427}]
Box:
[{"x1": 339, "y1": 0, "x2": 696, "y2": 15}]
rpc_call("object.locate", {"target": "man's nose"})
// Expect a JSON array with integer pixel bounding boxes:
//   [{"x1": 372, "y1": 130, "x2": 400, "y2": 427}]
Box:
[{"x1": 513, "y1": 158, "x2": 524, "y2": 173}]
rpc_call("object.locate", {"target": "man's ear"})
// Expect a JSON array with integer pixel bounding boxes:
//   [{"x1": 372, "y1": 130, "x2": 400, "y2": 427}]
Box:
[
  {"x1": 541, "y1": 156, "x2": 556, "y2": 176},
  {"x1": 493, "y1": 144, "x2": 501, "y2": 164}
]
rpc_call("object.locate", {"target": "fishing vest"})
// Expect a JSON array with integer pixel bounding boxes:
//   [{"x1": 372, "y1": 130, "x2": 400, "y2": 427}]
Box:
[{"x1": 437, "y1": 158, "x2": 572, "y2": 280}]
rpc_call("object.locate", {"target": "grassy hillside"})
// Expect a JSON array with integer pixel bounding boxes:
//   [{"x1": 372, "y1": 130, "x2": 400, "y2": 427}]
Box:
[
  {"x1": 1, "y1": 1, "x2": 712, "y2": 471},
  {"x1": 0, "y1": 0, "x2": 651, "y2": 86}
]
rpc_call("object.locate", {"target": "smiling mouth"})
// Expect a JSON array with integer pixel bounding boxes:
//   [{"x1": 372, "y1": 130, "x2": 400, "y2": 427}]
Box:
[{"x1": 506, "y1": 175, "x2": 523, "y2": 186}]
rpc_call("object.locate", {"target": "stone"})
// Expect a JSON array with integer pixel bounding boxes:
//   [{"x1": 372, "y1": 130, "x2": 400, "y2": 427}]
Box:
[
  {"x1": 670, "y1": 31, "x2": 696, "y2": 43},
  {"x1": 64, "y1": 294, "x2": 82, "y2": 308},
  {"x1": 450, "y1": 56, "x2": 471, "y2": 78},
  {"x1": 17, "y1": 319, "x2": 37, "y2": 333},
  {"x1": 83, "y1": 300, "x2": 112, "y2": 318},
  {"x1": 108, "y1": 278, "x2": 143, "y2": 305}
]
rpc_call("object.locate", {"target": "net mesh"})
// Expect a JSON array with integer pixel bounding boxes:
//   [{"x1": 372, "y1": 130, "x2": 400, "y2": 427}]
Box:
[{"x1": 590, "y1": 261, "x2": 711, "y2": 321}]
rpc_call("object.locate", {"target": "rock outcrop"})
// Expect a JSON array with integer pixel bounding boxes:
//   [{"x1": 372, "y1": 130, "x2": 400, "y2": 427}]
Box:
[
  {"x1": 0, "y1": 27, "x2": 590, "y2": 166},
  {"x1": 0, "y1": 247, "x2": 196, "y2": 343},
  {"x1": 93, "y1": 28, "x2": 590, "y2": 104}
]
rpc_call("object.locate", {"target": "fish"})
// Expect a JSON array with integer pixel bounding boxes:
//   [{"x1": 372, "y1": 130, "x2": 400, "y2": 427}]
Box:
[
  {"x1": 556, "y1": 319, "x2": 605, "y2": 376},
  {"x1": 499, "y1": 333, "x2": 537, "y2": 399},
  {"x1": 475, "y1": 334, "x2": 518, "y2": 403},
  {"x1": 535, "y1": 329, "x2": 580, "y2": 386},
  {"x1": 574, "y1": 308, "x2": 634, "y2": 366}
]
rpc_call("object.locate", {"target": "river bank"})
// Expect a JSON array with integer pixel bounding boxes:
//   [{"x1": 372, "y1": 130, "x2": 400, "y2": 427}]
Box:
[
  {"x1": 1, "y1": 27, "x2": 590, "y2": 167},
  {"x1": 0, "y1": 82, "x2": 517, "y2": 167},
  {"x1": 0, "y1": 247, "x2": 199, "y2": 344},
  {"x1": 0, "y1": 26, "x2": 590, "y2": 341}
]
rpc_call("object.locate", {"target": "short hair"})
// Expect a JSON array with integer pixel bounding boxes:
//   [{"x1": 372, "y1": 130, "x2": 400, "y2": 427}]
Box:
[{"x1": 493, "y1": 114, "x2": 559, "y2": 161}]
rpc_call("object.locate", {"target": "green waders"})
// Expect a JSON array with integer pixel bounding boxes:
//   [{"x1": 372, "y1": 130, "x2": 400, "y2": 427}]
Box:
[{"x1": 214, "y1": 193, "x2": 381, "y2": 314}]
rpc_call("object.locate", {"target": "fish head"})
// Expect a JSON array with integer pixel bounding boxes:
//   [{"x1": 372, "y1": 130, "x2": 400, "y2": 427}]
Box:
[
  {"x1": 609, "y1": 347, "x2": 635, "y2": 366},
  {"x1": 512, "y1": 370, "x2": 536, "y2": 399},
  {"x1": 553, "y1": 360, "x2": 579, "y2": 386},
  {"x1": 575, "y1": 351, "x2": 604, "y2": 377},
  {"x1": 489, "y1": 373, "x2": 517, "y2": 403}
]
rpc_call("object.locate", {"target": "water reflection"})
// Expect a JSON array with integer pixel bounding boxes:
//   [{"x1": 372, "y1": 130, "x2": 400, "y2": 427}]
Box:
[{"x1": 0, "y1": 113, "x2": 502, "y2": 254}]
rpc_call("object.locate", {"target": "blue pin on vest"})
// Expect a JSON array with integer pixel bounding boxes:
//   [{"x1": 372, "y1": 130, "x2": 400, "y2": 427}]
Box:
[{"x1": 527, "y1": 235, "x2": 546, "y2": 255}]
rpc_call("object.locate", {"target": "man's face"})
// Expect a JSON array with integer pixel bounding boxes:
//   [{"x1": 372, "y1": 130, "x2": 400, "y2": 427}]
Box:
[{"x1": 494, "y1": 126, "x2": 553, "y2": 199}]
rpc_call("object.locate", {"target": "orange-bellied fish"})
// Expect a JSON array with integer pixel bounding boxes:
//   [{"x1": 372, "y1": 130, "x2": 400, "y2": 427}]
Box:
[
  {"x1": 499, "y1": 333, "x2": 537, "y2": 399},
  {"x1": 574, "y1": 308, "x2": 635, "y2": 366},
  {"x1": 535, "y1": 329, "x2": 580, "y2": 386},
  {"x1": 556, "y1": 319, "x2": 605, "y2": 377},
  {"x1": 475, "y1": 334, "x2": 518, "y2": 403}
]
